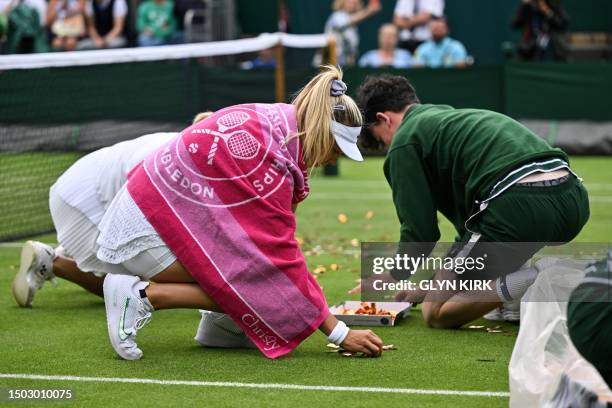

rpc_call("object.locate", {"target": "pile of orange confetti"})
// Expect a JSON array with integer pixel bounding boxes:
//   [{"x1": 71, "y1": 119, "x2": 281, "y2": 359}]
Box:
[{"x1": 341, "y1": 302, "x2": 397, "y2": 317}]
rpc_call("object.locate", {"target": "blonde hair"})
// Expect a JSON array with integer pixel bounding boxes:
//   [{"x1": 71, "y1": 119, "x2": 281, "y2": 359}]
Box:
[
  {"x1": 333, "y1": 0, "x2": 363, "y2": 11},
  {"x1": 292, "y1": 65, "x2": 363, "y2": 168},
  {"x1": 380, "y1": 23, "x2": 398, "y2": 36},
  {"x1": 193, "y1": 111, "x2": 214, "y2": 124}
]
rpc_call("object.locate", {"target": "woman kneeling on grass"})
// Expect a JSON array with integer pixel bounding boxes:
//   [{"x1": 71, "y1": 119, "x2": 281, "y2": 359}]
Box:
[
  {"x1": 13, "y1": 112, "x2": 222, "y2": 306},
  {"x1": 93, "y1": 66, "x2": 381, "y2": 359}
]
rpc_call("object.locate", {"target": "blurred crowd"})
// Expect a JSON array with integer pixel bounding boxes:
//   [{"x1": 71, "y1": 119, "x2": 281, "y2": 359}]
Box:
[
  {"x1": 323, "y1": 0, "x2": 571, "y2": 69},
  {"x1": 0, "y1": 0, "x2": 185, "y2": 53},
  {"x1": 0, "y1": 0, "x2": 570, "y2": 65},
  {"x1": 321, "y1": 0, "x2": 468, "y2": 69}
]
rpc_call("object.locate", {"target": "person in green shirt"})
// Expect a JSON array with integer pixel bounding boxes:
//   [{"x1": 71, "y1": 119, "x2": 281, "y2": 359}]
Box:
[
  {"x1": 136, "y1": 0, "x2": 179, "y2": 47},
  {"x1": 355, "y1": 74, "x2": 590, "y2": 330}
]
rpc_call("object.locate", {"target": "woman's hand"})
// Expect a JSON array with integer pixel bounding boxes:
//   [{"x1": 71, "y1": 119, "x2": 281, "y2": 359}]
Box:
[
  {"x1": 366, "y1": 0, "x2": 382, "y2": 13},
  {"x1": 341, "y1": 329, "x2": 383, "y2": 357}
]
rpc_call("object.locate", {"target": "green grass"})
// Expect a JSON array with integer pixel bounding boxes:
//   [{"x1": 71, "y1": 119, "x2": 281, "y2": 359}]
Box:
[{"x1": 0, "y1": 156, "x2": 611, "y2": 407}]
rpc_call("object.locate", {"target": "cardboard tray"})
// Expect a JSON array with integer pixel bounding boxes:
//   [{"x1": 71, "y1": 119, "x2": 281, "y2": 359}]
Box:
[{"x1": 329, "y1": 301, "x2": 412, "y2": 327}]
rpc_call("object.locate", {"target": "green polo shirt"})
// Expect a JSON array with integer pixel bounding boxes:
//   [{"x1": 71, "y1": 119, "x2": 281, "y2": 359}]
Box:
[{"x1": 384, "y1": 104, "x2": 568, "y2": 245}]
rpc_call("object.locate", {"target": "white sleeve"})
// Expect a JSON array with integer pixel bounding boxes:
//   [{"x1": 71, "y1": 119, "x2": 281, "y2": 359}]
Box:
[
  {"x1": 421, "y1": 0, "x2": 444, "y2": 16},
  {"x1": 113, "y1": 0, "x2": 127, "y2": 18},
  {"x1": 324, "y1": 14, "x2": 336, "y2": 33},
  {"x1": 394, "y1": 0, "x2": 413, "y2": 17},
  {"x1": 0, "y1": 0, "x2": 11, "y2": 12},
  {"x1": 325, "y1": 11, "x2": 352, "y2": 33}
]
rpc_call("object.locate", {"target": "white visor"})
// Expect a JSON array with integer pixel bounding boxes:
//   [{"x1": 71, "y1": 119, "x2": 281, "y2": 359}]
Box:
[{"x1": 331, "y1": 121, "x2": 363, "y2": 162}]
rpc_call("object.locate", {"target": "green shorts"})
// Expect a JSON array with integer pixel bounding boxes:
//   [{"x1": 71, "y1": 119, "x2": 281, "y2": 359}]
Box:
[
  {"x1": 567, "y1": 257, "x2": 612, "y2": 388},
  {"x1": 457, "y1": 175, "x2": 590, "y2": 280}
]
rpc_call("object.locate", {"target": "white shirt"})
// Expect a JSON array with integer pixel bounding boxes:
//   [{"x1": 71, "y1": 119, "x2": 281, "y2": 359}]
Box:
[
  {"x1": 85, "y1": 0, "x2": 127, "y2": 18},
  {"x1": 394, "y1": 0, "x2": 444, "y2": 42},
  {"x1": 52, "y1": 0, "x2": 82, "y2": 19},
  {"x1": 324, "y1": 10, "x2": 359, "y2": 66},
  {"x1": 53, "y1": 132, "x2": 178, "y2": 225}
]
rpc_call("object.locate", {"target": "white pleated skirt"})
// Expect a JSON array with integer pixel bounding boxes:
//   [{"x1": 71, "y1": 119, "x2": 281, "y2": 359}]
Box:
[
  {"x1": 49, "y1": 186, "x2": 176, "y2": 280},
  {"x1": 49, "y1": 186, "x2": 126, "y2": 277}
]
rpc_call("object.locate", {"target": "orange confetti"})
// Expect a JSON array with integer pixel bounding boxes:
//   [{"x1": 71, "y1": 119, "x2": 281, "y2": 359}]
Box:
[
  {"x1": 340, "y1": 302, "x2": 397, "y2": 317},
  {"x1": 313, "y1": 266, "x2": 327, "y2": 275}
]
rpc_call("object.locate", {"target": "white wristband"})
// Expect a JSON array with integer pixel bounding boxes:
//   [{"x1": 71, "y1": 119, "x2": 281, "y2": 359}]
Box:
[{"x1": 327, "y1": 321, "x2": 350, "y2": 346}]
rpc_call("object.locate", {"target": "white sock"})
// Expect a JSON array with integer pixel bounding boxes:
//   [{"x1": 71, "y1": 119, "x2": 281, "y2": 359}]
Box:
[
  {"x1": 53, "y1": 245, "x2": 67, "y2": 261},
  {"x1": 135, "y1": 281, "x2": 154, "y2": 311},
  {"x1": 495, "y1": 267, "x2": 538, "y2": 302}
]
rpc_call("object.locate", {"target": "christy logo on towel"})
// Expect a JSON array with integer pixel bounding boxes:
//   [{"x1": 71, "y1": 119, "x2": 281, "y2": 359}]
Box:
[{"x1": 242, "y1": 314, "x2": 281, "y2": 351}]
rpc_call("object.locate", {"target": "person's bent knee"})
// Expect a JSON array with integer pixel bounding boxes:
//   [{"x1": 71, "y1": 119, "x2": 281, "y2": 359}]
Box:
[{"x1": 422, "y1": 302, "x2": 462, "y2": 330}]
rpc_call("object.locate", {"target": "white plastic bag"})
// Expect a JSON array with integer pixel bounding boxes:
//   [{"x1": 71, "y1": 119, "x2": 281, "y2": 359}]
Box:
[{"x1": 509, "y1": 258, "x2": 612, "y2": 407}]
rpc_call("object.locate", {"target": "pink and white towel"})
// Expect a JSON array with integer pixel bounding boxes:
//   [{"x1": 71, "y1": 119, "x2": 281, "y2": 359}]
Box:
[{"x1": 127, "y1": 103, "x2": 328, "y2": 358}]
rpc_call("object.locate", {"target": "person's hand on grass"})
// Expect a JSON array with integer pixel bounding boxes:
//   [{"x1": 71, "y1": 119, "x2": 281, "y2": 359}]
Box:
[
  {"x1": 394, "y1": 286, "x2": 427, "y2": 303},
  {"x1": 341, "y1": 330, "x2": 383, "y2": 357}
]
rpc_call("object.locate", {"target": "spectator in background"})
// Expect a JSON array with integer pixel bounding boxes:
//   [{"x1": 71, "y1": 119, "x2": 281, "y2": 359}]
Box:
[
  {"x1": 0, "y1": 0, "x2": 47, "y2": 53},
  {"x1": 393, "y1": 0, "x2": 444, "y2": 53},
  {"x1": 319, "y1": 0, "x2": 381, "y2": 66},
  {"x1": 77, "y1": 0, "x2": 127, "y2": 49},
  {"x1": 359, "y1": 23, "x2": 413, "y2": 68},
  {"x1": 47, "y1": 0, "x2": 86, "y2": 51},
  {"x1": 414, "y1": 18, "x2": 468, "y2": 68},
  {"x1": 137, "y1": 0, "x2": 181, "y2": 47},
  {"x1": 240, "y1": 48, "x2": 276, "y2": 70},
  {"x1": 512, "y1": 0, "x2": 569, "y2": 61}
]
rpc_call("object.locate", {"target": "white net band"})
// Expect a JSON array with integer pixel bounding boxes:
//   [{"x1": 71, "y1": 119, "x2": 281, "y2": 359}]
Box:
[{"x1": 0, "y1": 32, "x2": 330, "y2": 70}]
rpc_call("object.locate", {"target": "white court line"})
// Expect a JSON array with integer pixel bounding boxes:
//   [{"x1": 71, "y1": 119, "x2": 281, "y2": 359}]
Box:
[
  {"x1": 0, "y1": 374, "x2": 509, "y2": 398},
  {"x1": 310, "y1": 193, "x2": 391, "y2": 200},
  {"x1": 586, "y1": 184, "x2": 612, "y2": 191},
  {"x1": 310, "y1": 180, "x2": 385, "y2": 187},
  {"x1": 309, "y1": 193, "x2": 612, "y2": 203},
  {"x1": 0, "y1": 243, "x2": 25, "y2": 248},
  {"x1": 312, "y1": 181, "x2": 612, "y2": 191}
]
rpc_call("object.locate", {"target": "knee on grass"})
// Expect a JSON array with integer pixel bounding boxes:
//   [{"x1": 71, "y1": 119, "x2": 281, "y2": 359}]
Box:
[{"x1": 422, "y1": 305, "x2": 463, "y2": 330}]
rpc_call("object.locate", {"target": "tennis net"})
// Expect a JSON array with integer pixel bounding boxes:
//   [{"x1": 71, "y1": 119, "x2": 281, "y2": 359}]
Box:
[{"x1": 0, "y1": 33, "x2": 326, "y2": 240}]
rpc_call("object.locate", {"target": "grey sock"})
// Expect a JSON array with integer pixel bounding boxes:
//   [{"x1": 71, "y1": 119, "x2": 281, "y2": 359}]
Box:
[{"x1": 495, "y1": 267, "x2": 538, "y2": 302}]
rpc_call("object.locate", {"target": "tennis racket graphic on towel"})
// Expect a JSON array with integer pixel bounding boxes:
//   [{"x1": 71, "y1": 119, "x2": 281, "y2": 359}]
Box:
[
  {"x1": 207, "y1": 111, "x2": 259, "y2": 165},
  {"x1": 217, "y1": 111, "x2": 250, "y2": 132}
]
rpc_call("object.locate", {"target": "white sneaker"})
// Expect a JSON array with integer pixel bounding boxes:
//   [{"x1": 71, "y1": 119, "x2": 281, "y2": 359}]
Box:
[
  {"x1": 12, "y1": 241, "x2": 56, "y2": 307},
  {"x1": 103, "y1": 274, "x2": 153, "y2": 360},
  {"x1": 483, "y1": 307, "x2": 504, "y2": 322},
  {"x1": 483, "y1": 301, "x2": 521, "y2": 323},
  {"x1": 195, "y1": 311, "x2": 255, "y2": 349}
]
